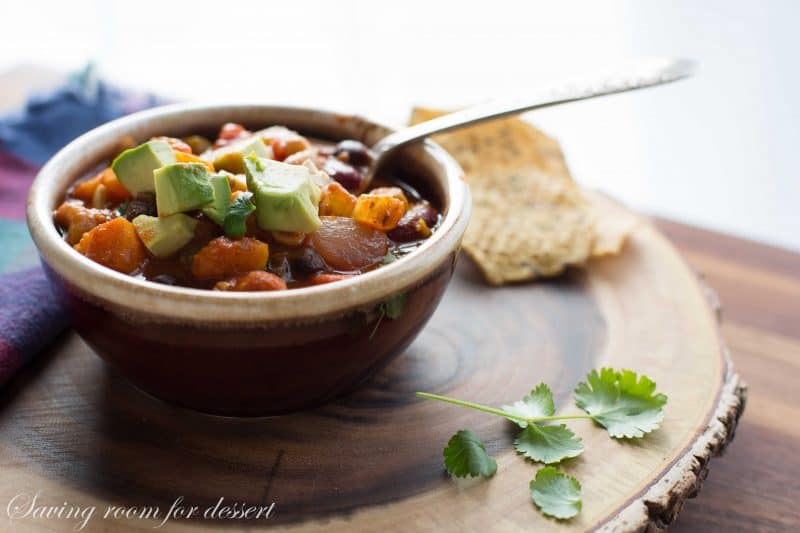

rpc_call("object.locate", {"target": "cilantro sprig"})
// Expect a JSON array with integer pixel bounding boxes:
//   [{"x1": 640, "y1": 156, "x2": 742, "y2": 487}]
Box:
[
  {"x1": 530, "y1": 467, "x2": 582, "y2": 519},
  {"x1": 417, "y1": 368, "x2": 667, "y2": 520},
  {"x1": 222, "y1": 191, "x2": 255, "y2": 238},
  {"x1": 443, "y1": 429, "x2": 497, "y2": 478},
  {"x1": 574, "y1": 368, "x2": 667, "y2": 438}
]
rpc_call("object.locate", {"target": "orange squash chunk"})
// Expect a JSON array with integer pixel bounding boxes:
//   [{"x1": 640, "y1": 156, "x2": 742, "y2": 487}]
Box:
[
  {"x1": 308, "y1": 272, "x2": 355, "y2": 285},
  {"x1": 227, "y1": 174, "x2": 248, "y2": 192},
  {"x1": 54, "y1": 202, "x2": 113, "y2": 244},
  {"x1": 74, "y1": 218, "x2": 147, "y2": 274},
  {"x1": 368, "y1": 186, "x2": 409, "y2": 210},
  {"x1": 72, "y1": 173, "x2": 104, "y2": 203},
  {"x1": 191, "y1": 237, "x2": 269, "y2": 280},
  {"x1": 175, "y1": 151, "x2": 215, "y2": 172},
  {"x1": 319, "y1": 182, "x2": 357, "y2": 217},
  {"x1": 352, "y1": 194, "x2": 406, "y2": 231},
  {"x1": 269, "y1": 136, "x2": 311, "y2": 161},
  {"x1": 72, "y1": 168, "x2": 132, "y2": 206},
  {"x1": 150, "y1": 135, "x2": 193, "y2": 154},
  {"x1": 100, "y1": 168, "x2": 132, "y2": 203},
  {"x1": 213, "y1": 271, "x2": 287, "y2": 291}
]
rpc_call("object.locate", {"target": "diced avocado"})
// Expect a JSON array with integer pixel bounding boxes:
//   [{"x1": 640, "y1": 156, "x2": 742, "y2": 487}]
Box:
[
  {"x1": 132, "y1": 214, "x2": 198, "y2": 258},
  {"x1": 111, "y1": 141, "x2": 176, "y2": 194},
  {"x1": 202, "y1": 173, "x2": 233, "y2": 226},
  {"x1": 154, "y1": 163, "x2": 215, "y2": 217},
  {"x1": 212, "y1": 136, "x2": 271, "y2": 174},
  {"x1": 244, "y1": 155, "x2": 321, "y2": 233}
]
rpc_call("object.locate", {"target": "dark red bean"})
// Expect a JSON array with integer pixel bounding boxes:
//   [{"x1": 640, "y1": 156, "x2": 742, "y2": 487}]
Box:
[
  {"x1": 413, "y1": 204, "x2": 439, "y2": 227},
  {"x1": 269, "y1": 252, "x2": 292, "y2": 282},
  {"x1": 323, "y1": 158, "x2": 364, "y2": 192},
  {"x1": 387, "y1": 204, "x2": 439, "y2": 242},
  {"x1": 292, "y1": 247, "x2": 327, "y2": 274},
  {"x1": 334, "y1": 140, "x2": 373, "y2": 166},
  {"x1": 123, "y1": 194, "x2": 157, "y2": 221},
  {"x1": 386, "y1": 222, "x2": 418, "y2": 243},
  {"x1": 151, "y1": 274, "x2": 177, "y2": 286}
]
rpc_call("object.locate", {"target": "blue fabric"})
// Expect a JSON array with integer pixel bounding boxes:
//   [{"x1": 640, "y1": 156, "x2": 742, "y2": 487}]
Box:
[
  {"x1": 0, "y1": 219, "x2": 39, "y2": 273},
  {"x1": 0, "y1": 66, "x2": 161, "y2": 165},
  {"x1": 0, "y1": 268, "x2": 70, "y2": 370},
  {"x1": 0, "y1": 65, "x2": 160, "y2": 386}
]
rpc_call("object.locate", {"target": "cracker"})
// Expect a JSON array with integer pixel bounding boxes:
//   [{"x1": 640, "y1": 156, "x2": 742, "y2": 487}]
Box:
[
  {"x1": 410, "y1": 108, "x2": 632, "y2": 284},
  {"x1": 410, "y1": 108, "x2": 572, "y2": 182},
  {"x1": 586, "y1": 191, "x2": 639, "y2": 257},
  {"x1": 463, "y1": 168, "x2": 595, "y2": 284}
]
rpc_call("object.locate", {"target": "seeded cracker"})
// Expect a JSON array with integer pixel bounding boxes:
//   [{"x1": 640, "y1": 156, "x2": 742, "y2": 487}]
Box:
[{"x1": 410, "y1": 108, "x2": 636, "y2": 284}]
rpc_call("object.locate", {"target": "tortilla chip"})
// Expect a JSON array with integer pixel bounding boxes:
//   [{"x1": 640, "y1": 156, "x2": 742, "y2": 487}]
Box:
[
  {"x1": 463, "y1": 168, "x2": 595, "y2": 284},
  {"x1": 586, "y1": 191, "x2": 639, "y2": 257},
  {"x1": 410, "y1": 108, "x2": 572, "y2": 182},
  {"x1": 410, "y1": 108, "x2": 633, "y2": 284}
]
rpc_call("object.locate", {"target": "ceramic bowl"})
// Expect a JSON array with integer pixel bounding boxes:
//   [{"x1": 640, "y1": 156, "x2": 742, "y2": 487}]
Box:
[{"x1": 26, "y1": 104, "x2": 470, "y2": 416}]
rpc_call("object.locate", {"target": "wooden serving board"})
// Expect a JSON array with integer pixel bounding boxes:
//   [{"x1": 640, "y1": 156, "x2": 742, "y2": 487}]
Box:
[{"x1": 0, "y1": 199, "x2": 744, "y2": 532}]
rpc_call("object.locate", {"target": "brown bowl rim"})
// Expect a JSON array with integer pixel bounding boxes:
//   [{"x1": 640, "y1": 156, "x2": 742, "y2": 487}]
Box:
[{"x1": 26, "y1": 103, "x2": 471, "y2": 323}]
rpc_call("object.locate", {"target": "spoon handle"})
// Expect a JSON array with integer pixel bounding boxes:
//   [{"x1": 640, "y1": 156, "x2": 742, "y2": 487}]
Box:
[{"x1": 371, "y1": 58, "x2": 695, "y2": 157}]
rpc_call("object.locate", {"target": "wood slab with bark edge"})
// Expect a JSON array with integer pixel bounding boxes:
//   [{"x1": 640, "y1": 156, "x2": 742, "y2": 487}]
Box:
[{"x1": 0, "y1": 195, "x2": 744, "y2": 532}]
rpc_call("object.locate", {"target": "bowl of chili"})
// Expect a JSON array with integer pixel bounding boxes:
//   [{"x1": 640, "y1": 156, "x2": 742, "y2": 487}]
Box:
[{"x1": 27, "y1": 103, "x2": 470, "y2": 416}]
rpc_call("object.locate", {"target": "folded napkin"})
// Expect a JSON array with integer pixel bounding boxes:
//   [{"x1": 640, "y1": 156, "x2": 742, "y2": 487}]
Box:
[{"x1": 0, "y1": 66, "x2": 160, "y2": 387}]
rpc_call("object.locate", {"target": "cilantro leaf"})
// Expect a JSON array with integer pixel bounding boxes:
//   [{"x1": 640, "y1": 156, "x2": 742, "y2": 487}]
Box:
[
  {"x1": 574, "y1": 368, "x2": 667, "y2": 438},
  {"x1": 443, "y1": 429, "x2": 497, "y2": 478},
  {"x1": 383, "y1": 292, "x2": 406, "y2": 319},
  {"x1": 381, "y1": 251, "x2": 398, "y2": 265},
  {"x1": 502, "y1": 383, "x2": 554, "y2": 428},
  {"x1": 514, "y1": 424, "x2": 584, "y2": 464},
  {"x1": 369, "y1": 292, "x2": 407, "y2": 340},
  {"x1": 115, "y1": 201, "x2": 129, "y2": 217},
  {"x1": 223, "y1": 192, "x2": 255, "y2": 238},
  {"x1": 529, "y1": 467, "x2": 582, "y2": 519}
]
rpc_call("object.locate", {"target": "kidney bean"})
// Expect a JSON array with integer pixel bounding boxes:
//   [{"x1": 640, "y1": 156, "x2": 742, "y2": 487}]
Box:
[
  {"x1": 387, "y1": 204, "x2": 439, "y2": 242},
  {"x1": 292, "y1": 247, "x2": 327, "y2": 274},
  {"x1": 334, "y1": 140, "x2": 373, "y2": 166},
  {"x1": 323, "y1": 158, "x2": 364, "y2": 192},
  {"x1": 123, "y1": 194, "x2": 157, "y2": 221},
  {"x1": 151, "y1": 274, "x2": 177, "y2": 286},
  {"x1": 269, "y1": 252, "x2": 292, "y2": 282}
]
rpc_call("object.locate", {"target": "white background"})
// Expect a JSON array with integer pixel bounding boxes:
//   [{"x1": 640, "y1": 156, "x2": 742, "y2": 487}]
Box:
[{"x1": 2, "y1": 0, "x2": 798, "y2": 250}]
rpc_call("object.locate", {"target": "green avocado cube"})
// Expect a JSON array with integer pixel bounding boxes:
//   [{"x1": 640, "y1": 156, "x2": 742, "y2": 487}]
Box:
[
  {"x1": 154, "y1": 163, "x2": 215, "y2": 217},
  {"x1": 132, "y1": 214, "x2": 198, "y2": 258},
  {"x1": 202, "y1": 173, "x2": 233, "y2": 226},
  {"x1": 212, "y1": 136, "x2": 271, "y2": 174},
  {"x1": 111, "y1": 141, "x2": 176, "y2": 194},
  {"x1": 244, "y1": 155, "x2": 321, "y2": 233}
]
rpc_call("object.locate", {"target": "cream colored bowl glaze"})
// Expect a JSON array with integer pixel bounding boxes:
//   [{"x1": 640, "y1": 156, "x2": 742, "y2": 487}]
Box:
[{"x1": 26, "y1": 104, "x2": 471, "y2": 415}]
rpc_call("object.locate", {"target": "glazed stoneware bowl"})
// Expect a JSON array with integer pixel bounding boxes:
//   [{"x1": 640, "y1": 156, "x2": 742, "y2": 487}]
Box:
[{"x1": 27, "y1": 104, "x2": 470, "y2": 416}]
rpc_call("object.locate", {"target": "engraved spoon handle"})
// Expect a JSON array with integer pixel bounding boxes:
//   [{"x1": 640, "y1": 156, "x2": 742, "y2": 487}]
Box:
[{"x1": 368, "y1": 58, "x2": 695, "y2": 176}]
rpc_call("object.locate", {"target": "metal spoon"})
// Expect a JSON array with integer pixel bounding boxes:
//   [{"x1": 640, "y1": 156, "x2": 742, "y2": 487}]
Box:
[{"x1": 364, "y1": 57, "x2": 695, "y2": 185}]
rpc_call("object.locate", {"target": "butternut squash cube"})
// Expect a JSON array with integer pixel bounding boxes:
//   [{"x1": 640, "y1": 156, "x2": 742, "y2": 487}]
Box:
[
  {"x1": 319, "y1": 182, "x2": 357, "y2": 217},
  {"x1": 352, "y1": 194, "x2": 406, "y2": 231}
]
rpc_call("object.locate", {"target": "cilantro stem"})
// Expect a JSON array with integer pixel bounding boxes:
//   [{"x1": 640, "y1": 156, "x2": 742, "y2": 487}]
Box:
[
  {"x1": 415, "y1": 392, "x2": 594, "y2": 424},
  {"x1": 416, "y1": 392, "x2": 514, "y2": 418}
]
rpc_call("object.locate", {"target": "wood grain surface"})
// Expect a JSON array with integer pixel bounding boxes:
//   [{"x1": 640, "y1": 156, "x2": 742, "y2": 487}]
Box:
[
  {"x1": 655, "y1": 219, "x2": 800, "y2": 532},
  {"x1": 0, "y1": 198, "x2": 746, "y2": 532},
  {"x1": 1, "y1": 67, "x2": 797, "y2": 531}
]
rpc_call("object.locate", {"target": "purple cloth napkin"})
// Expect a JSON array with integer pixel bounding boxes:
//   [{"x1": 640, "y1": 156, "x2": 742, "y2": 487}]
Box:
[{"x1": 0, "y1": 66, "x2": 160, "y2": 387}]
